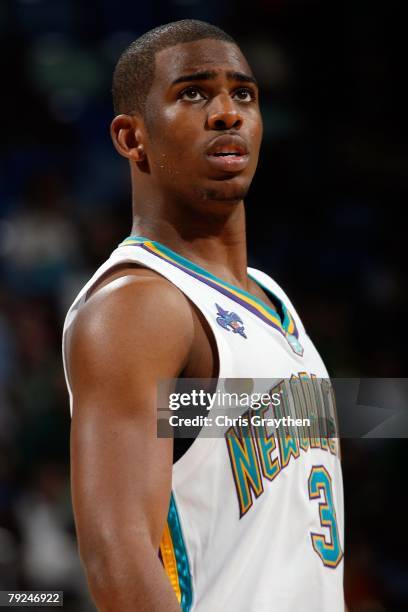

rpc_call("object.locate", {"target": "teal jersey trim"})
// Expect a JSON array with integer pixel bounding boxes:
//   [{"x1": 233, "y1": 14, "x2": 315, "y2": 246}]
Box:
[
  {"x1": 120, "y1": 235, "x2": 293, "y2": 334},
  {"x1": 168, "y1": 493, "x2": 193, "y2": 611}
]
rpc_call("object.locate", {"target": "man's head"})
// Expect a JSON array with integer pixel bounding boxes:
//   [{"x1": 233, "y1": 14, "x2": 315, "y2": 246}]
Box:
[
  {"x1": 111, "y1": 20, "x2": 263, "y2": 207},
  {"x1": 113, "y1": 20, "x2": 236, "y2": 117}
]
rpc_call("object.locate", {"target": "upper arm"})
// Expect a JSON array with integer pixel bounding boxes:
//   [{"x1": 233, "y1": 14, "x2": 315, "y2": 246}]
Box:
[{"x1": 66, "y1": 274, "x2": 194, "y2": 565}]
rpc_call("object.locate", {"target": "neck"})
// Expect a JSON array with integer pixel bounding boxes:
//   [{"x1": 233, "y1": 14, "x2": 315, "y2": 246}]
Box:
[{"x1": 130, "y1": 186, "x2": 249, "y2": 289}]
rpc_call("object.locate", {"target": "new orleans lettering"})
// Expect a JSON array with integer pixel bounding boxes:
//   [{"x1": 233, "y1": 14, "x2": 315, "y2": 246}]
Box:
[{"x1": 225, "y1": 373, "x2": 339, "y2": 517}]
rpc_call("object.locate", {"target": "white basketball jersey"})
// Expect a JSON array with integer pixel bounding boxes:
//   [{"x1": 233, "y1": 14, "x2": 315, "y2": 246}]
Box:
[{"x1": 62, "y1": 236, "x2": 344, "y2": 612}]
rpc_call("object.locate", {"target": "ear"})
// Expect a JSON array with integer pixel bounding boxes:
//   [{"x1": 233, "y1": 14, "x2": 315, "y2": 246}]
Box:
[{"x1": 110, "y1": 114, "x2": 146, "y2": 162}]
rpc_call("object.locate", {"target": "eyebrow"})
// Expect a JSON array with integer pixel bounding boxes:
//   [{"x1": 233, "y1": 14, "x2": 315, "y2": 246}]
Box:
[{"x1": 172, "y1": 70, "x2": 258, "y2": 86}]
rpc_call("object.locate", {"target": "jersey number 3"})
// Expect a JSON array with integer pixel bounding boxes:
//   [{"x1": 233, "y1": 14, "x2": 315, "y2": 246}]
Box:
[{"x1": 308, "y1": 465, "x2": 343, "y2": 568}]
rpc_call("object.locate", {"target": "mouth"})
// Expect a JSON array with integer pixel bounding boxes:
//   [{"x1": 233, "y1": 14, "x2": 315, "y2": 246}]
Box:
[{"x1": 205, "y1": 135, "x2": 250, "y2": 174}]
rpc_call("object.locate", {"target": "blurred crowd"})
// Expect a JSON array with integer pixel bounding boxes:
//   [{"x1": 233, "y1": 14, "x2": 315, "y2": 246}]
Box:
[{"x1": 0, "y1": 0, "x2": 406, "y2": 610}]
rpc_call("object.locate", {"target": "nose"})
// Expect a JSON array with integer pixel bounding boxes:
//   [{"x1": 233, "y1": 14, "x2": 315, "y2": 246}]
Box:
[{"x1": 207, "y1": 93, "x2": 243, "y2": 130}]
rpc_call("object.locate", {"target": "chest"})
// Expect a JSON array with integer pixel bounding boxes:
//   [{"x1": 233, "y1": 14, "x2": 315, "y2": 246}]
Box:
[
  {"x1": 183, "y1": 281, "x2": 280, "y2": 378},
  {"x1": 183, "y1": 287, "x2": 326, "y2": 381}
]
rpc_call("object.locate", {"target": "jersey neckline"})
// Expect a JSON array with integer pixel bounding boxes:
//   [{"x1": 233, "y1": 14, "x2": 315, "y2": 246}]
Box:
[{"x1": 119, "y1": 235, "x2": 300, "y2": 342}]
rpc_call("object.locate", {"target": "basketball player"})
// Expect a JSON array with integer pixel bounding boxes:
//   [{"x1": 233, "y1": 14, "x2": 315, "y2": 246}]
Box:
[{"x1": 63, "y1": 20, "x2": 345, "y2": 612}]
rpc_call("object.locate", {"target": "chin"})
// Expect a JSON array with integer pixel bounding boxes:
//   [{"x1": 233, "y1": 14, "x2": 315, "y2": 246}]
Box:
[{"x1": 198, "y1": 177, "x2": 251, "y2": 203}]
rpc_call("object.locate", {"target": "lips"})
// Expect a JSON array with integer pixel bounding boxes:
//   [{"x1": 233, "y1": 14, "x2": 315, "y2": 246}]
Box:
[
  {"x1": 206, "y1": 134, "x2": 248, "y2": 157},
  {"x1": 205, "y1": 135, "x2": 249, "y2": 174}
]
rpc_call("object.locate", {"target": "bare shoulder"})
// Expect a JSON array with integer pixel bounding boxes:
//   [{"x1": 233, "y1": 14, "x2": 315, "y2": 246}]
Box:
[{"x1": 66, "y1": 267, "x2": 195, "y2": 397}]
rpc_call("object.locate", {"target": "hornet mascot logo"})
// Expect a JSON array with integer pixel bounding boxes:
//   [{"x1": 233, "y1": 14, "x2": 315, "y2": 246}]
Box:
[{"x1": 215, "y1": 303, "x2": 247, "y2": 339}]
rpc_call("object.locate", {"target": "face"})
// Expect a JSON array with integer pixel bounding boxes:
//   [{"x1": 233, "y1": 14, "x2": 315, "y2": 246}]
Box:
[{"x1": 142, "y1": 39, "x2": 263, "y2": 204}]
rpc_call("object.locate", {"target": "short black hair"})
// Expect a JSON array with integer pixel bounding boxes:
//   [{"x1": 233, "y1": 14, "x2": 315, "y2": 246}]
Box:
[{"x1": 112, "y1": 19, "x2": 236, "y2": 116}]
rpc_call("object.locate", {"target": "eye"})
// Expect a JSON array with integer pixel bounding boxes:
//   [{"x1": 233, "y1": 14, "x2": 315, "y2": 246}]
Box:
[
  {"x1": 233, "y1": 87, "x2": 256, "y2": 102},
  {"x1": 179, "y1": 87, "x2": 206, "y2": 102}
]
